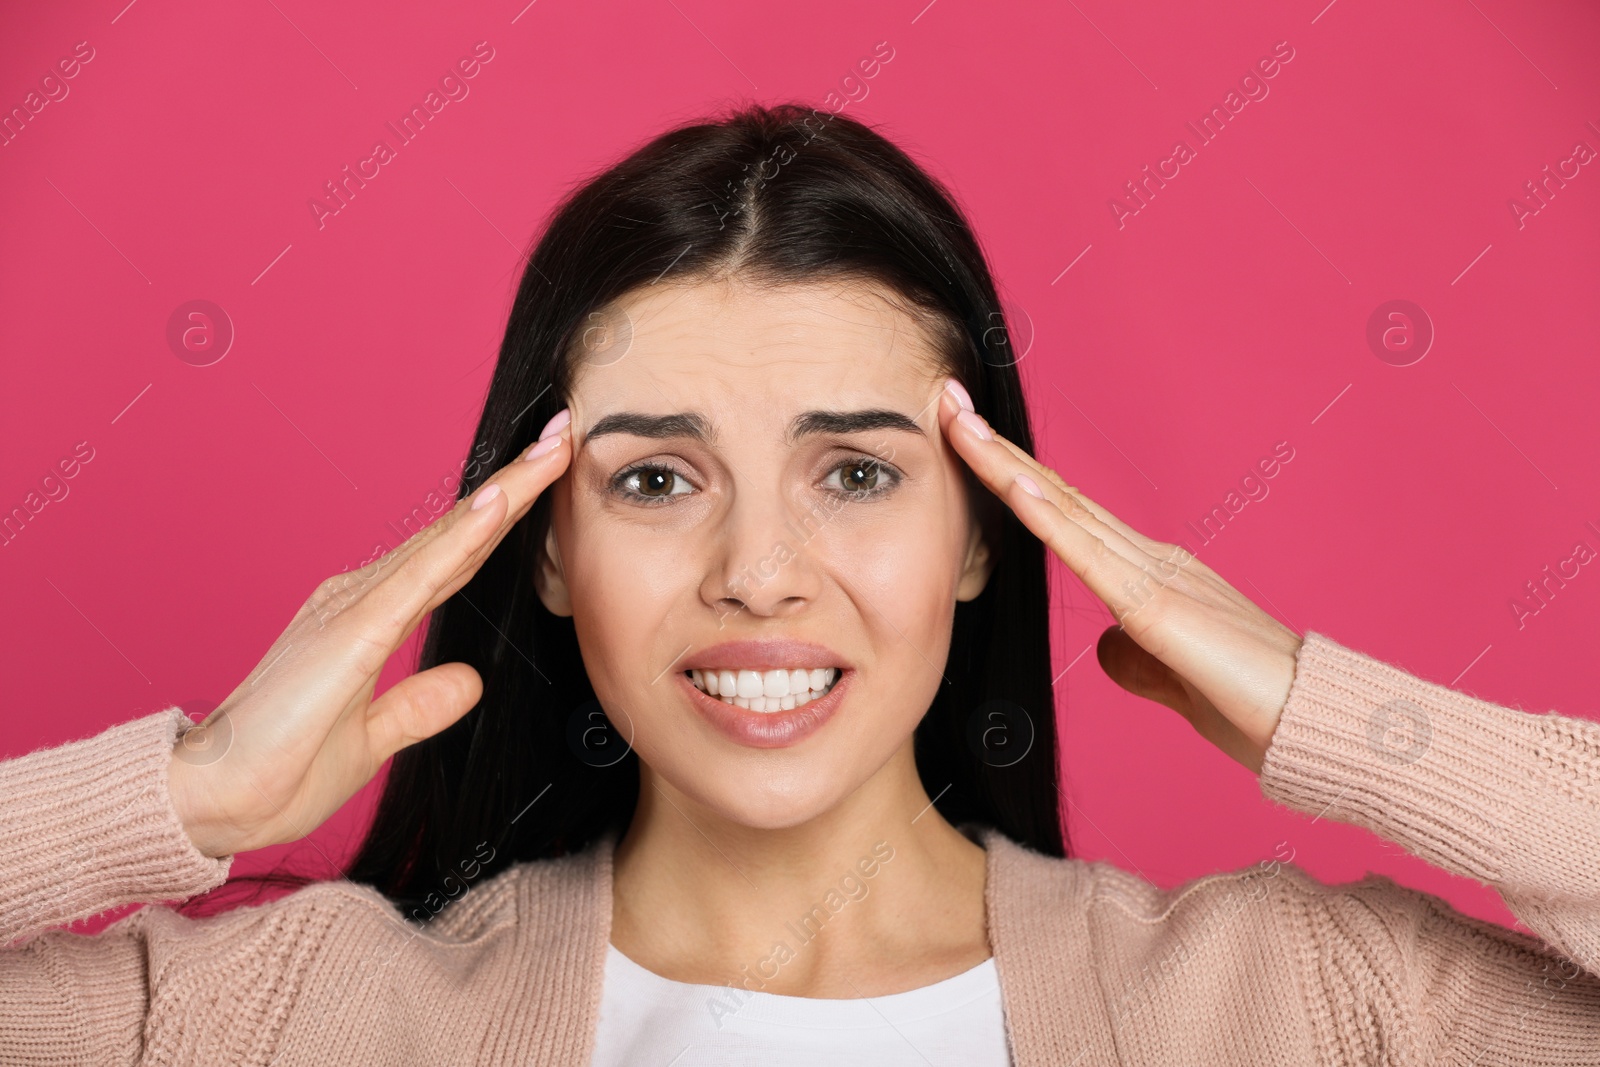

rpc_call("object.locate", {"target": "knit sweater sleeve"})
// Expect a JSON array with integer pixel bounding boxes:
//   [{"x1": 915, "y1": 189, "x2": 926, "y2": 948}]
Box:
[
  {"x1": 1258, "y1": 631, "x2": 1600, "y2": 1063},
  {"x1": 0, "y1": 707, "x2": 234, "y2": 1063}
]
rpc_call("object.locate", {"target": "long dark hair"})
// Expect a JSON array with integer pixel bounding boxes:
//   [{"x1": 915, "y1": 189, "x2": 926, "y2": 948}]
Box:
[{"x1": 196, "y1": 101, "x2": 1068, "y2": 919}]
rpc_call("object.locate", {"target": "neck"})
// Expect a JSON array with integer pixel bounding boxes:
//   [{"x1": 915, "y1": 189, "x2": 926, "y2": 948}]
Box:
[{"x1": 609, "y1": 740, "x2": 990, "y2": 998}]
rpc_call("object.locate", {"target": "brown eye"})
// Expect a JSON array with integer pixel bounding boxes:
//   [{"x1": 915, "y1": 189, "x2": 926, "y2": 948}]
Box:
[
  {"x1": 827, "y1": 458, "x2": 887, "y2": 496},
  {"x1": 631, "y1": 467, "x2": 682, "y2": 497},
  {"x1": 841, "y1": 460, "x2": 879, "y2": 492},
  {"x1": 608, "y1": 463, "x2": 697, "y2": 505}
]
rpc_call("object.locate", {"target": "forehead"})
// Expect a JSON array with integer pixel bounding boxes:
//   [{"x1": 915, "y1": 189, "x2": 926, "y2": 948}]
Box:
[{"x1": 567, "y1": 276, "x2": 948, "y2": 408}]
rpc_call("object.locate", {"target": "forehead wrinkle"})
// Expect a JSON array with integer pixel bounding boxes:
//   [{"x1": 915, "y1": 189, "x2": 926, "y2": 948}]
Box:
[
  {"x1": 572, "y1": 283, "x2": 946, "y2": 459},
  {"x1": 770, "y1": 304, "x2": 903, "y2": 356}
]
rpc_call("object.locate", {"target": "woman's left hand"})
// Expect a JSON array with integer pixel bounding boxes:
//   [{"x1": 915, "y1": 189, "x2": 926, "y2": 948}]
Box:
[{"x1": 938, "y1": 379, "x2": 1304, "y2": 775}]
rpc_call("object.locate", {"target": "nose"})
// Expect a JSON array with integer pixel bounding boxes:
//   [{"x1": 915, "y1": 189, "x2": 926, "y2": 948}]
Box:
[{"x1": 701, "y1": 488, "x2": 826, "y2": 622}]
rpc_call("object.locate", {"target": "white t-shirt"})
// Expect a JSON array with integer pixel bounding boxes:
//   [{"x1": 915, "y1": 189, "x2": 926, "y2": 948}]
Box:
[{"x1": 590, "y1": 943, "x2": 1012, "y2": 1066}]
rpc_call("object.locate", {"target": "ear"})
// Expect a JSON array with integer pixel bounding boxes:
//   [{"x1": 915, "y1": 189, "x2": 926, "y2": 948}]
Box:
[
  {"x1": 955, "y1": 505, "x2": 996, "y2": 602},
  {"x1": 533, "y1": 519, "x2": 574, "y2": 617}
]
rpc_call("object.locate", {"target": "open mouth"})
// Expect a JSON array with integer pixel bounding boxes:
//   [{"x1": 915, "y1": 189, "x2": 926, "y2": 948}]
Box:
[{"x1": 686, "y1": 667, "x2": 842, "y2": 713}]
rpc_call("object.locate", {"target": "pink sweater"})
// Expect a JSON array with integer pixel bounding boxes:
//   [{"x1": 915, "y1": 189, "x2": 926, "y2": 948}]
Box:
[{"x1": 2, "y1": 631, "x2": 1599, "y2": 1065}]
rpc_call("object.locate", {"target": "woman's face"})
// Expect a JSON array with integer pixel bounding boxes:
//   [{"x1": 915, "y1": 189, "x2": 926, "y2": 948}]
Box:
[{"x1": 536, "y1": 275, "x2": 994, "y2": 828}]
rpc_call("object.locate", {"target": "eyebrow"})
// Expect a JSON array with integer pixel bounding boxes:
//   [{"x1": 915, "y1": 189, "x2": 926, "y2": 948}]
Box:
[{"x1": 584, "y1": 408, "x2": 926, "y2": 445}]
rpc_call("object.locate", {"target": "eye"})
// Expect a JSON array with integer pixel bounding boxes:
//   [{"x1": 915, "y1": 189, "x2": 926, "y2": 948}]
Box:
[
  {"x1": 821, "y1": 456, "x2": 901, "y2": 498},
  {"x1": 613, "y1": 463, "x2": 695, "y2": 503}
]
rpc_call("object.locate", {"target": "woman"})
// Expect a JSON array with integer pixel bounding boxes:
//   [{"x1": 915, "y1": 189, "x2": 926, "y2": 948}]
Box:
[{"x1": 2, "y1": 102, "x2": 1597, "y2": 1065}]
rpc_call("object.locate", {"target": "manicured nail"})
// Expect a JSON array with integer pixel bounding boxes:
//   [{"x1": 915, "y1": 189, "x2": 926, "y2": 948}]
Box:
[
  {"x1": 944, "y1": 377, "x2": 975, "y2": 413},
  {"x1": 1015, "y1": 474, "x2": 1044, "y2": 499},
  {"x1": 470, "y1": 483, "x2": 502, "y2": 511},
  {"x1": 955, "y1": 410, "x2": 992, "y2": 441},
  {"x1": 525, "y1": 433, "x2": 563, "y2": 460},
  {"x1": 537, "y1": 408, "x2": 571, "y2": 440}
]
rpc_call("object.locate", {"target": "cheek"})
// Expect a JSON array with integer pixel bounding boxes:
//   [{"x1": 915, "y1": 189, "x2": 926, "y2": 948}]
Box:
[
  {"x1": 559, "y1": 507, "x2": 696, "y2": 702},
  {"x1": 812, "y1": 501, "x2": 965, "y2": 724},
  {"x1": 832, "y1": 511, "x2": 958, "y2": 614},
  {"x1": 828, "y1": 476, "x2": 970, "y2": 626},
  {"x1": 569, "y1": 526, "x2": 683, "y2": 608}
]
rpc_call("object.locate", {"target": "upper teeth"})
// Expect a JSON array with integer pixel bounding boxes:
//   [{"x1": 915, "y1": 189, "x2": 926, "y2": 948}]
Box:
[{"x1": 689, "y1": 667, "x2": 839, "y2": 712}]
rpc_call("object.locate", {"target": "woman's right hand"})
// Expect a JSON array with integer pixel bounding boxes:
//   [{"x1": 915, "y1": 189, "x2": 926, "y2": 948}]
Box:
[{"x1": 167, "y1": 412, "x2": 572, "y2": 859}]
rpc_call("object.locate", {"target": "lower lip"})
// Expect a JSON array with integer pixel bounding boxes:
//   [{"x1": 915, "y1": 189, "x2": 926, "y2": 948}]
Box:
[{"x1": 680, "y1": 669, "x2": 851, "y2": 748}]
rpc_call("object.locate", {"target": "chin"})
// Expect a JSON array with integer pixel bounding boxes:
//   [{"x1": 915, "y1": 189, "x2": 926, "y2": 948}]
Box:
[{"x1": 651, "y1": 753, "x2": 860, "y2": 830}]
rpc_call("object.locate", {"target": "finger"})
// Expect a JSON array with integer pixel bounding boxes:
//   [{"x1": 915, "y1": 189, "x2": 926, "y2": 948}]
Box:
[
  {"x1": 1010, "y1": 484, "x2": 1171, "y2": 626},
  {"x1": 416, "y1": 422, "x2": 575, "y2": 612},
  {"x1": 298, "y1": 422, "x2": 565, "y2": 633},
  {"x1": 426, "y1": 413, "x2": 579, "y2": 579},
  {"x1": 365, "y1": 661, "x2": 483, "y2": 763},
  {"x1": 994, "y1": 437, "x2": 1172, "y2": 559},
  {"x1": 937, "y1": 386, "x2": 1172, "y2": 559},
  {"x1": 344, "y1": 421, "x2": 572, "y2": 664},
  {"x1": 938, "y1": 392, "x2": 1160, "y2": 580}
]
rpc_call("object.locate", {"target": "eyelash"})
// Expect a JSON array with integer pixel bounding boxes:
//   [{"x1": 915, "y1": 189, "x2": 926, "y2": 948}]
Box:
[{"x1": 610, "y1": 456, "x2": 904, "y2": 506}]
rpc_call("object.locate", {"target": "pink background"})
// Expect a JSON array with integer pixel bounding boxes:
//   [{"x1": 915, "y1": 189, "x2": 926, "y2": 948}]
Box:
[{"x1": 3, "y1": 0, "x2": 1598, "y2": 935}]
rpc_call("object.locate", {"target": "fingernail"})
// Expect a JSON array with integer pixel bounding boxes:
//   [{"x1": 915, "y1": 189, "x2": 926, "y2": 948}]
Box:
[
  {"x1": 956, "y1": 410, "x2": 992, "y2": 441},
  {"x1": 944, "y1": 378, "x2": 975, "y2": 413},
  {"x1": 537, "y1": 408, "x2": 571, "y2": 441},
  {"x1": 1015, "y1": 474, "x2": 1044, "y2": 499},
  {"x1": 524, "y1": 433, "x2": 563, "y2": 460},
  {"x1": 469, "y1": 483, "x2": 502, "y2": 511}
]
